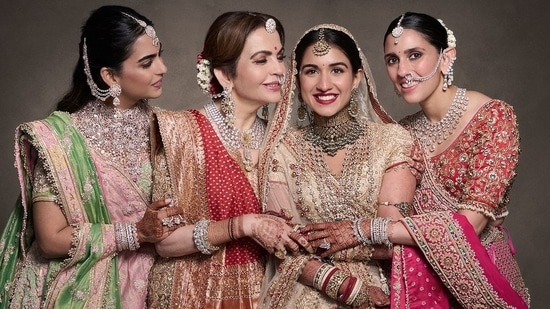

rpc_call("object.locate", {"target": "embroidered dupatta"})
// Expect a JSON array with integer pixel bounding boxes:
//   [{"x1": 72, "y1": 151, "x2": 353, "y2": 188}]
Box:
[
  {"x1": 0, "y1": 112, "x2": 121, "y2": 308},
  {"x1": 390, "y1": 153, "x2": 528, "y2": 308},
  {"x1": 148, "y1": 110, "x2": 268, "y2": 308}
]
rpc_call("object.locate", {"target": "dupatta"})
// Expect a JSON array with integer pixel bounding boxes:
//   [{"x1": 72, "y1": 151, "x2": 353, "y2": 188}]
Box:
[
  {"x1": 390, "y1": 153, "x2": 528, "y2": 308},
  {"x1": 0, "y1": 112, "x2": 121, "y2": 308}
]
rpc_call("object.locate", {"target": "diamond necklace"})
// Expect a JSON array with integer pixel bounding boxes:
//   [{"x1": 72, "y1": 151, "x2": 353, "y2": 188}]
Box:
[
  {"x1": 72, "y1": 100, "x2": 152, "y2": 182},
  {"x1": 413, "y1": 87, "x2": 469, "y2": 152},
  {"x1": 303, "y1": 107, "x2": 365, "y2": 156},
  {"x1": 204, "y1": 101, "x2": 266, "y2": 172}
]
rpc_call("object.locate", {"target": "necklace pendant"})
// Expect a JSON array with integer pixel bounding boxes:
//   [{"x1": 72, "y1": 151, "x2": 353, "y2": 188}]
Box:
[
  {"x1": 243, "y1": 148, "x2": 254, "y2": 172},
  {"x1": 243, "y1": 159, "x2": 254, "y2": 172}
]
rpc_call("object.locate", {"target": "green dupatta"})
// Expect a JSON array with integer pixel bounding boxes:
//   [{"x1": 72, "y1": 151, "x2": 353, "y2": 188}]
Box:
[{"x1": 0, "y1": 111, "x2": 121, "y2": 308}]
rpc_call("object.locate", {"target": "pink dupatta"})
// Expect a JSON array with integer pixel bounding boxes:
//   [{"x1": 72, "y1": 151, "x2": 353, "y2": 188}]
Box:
[{"x1": 390, "y1": 156, "x2": 528, "y2": 308}]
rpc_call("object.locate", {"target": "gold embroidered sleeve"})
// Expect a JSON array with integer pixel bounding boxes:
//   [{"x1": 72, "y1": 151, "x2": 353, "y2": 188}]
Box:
[
  {"x1": 383, "y1": 124, "x2": 424, "y2": 181},
  {"x1": 31, "y1": 159, "x2": 58, "y2": 204}
]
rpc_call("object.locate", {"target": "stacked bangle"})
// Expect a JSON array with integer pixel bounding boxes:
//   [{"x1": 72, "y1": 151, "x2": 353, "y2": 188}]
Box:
[
  {"x1": 370, "y1": 217, "x2": 392, "y2": 247},
  {"x1": 354, "y1": 217, "x2": 394, "y2": 248},
  {"x1": 312, "y1": 263, "x2": 334, "y2": 291},
  {"x1": 324, "y1": 270, "x2": 348, "y2": 300},
  {"x1": 114, "y1": 222, "x2": 140, "y2": 251},
  {"x1": 193, "y1": 219, "x2": 220, "y2": 255},
  {"x1": 353, "y1": 217, "x2": 371, "y2": 245}
]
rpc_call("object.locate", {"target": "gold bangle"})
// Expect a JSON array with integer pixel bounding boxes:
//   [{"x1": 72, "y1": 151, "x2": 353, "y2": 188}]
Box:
[{"x1": 325, "y1": 270, "x2": 348, "y2": 300}]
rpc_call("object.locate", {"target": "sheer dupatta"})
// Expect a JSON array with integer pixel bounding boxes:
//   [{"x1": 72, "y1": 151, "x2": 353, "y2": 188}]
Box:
[{"x1": 258, "y1": 23, "x2": 394, "y2": 210}]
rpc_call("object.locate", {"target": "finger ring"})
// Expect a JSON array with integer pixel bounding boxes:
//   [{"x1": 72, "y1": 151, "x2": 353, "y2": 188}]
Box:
[
  {"x1": 162, "y1": 216, "x2": 174, "y2": 227},
  {"x1": 162, "y1": 215, "x2": 185, "y2": 227},
  {"x1": 293, "y1": 224, "x2": 305, "y2": 232},
  {"x1": 274, "y1": 250, "x2": 287, "y2": 260},
  {"x1": 172, "y1": 215, "x2": 184, "y2": 225},
  {"x1": 319, "y1": 239, "x2": 331, "y2": 250}
]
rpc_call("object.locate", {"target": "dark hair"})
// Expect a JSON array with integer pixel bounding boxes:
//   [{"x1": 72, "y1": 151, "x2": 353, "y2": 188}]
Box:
[
  {"x1": 383, "y1": 12, "x2": 448, "y2": 51},
  {"x1": 56, "y1": 5, "x2": 155, "y2": 113},
  {"x1": 202, "y1": 11, "x2": 285, "y2": 95},
  {"x1": 295, "y1": 28, "x2": 362, "y2": 74}
]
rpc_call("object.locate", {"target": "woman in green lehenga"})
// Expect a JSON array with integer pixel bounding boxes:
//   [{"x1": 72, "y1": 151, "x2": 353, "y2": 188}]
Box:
[{"x1": 0, "y1": 5, "x2": 180, "y2": 308}]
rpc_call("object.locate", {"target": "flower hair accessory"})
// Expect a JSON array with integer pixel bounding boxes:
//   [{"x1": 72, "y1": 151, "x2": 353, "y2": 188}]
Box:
[
  {"x1": 438, "y1": 19, "x2": 456, "y2": 48},
  {"x1": 197, "y1": 52, "x2": 214, "y2": 95}
]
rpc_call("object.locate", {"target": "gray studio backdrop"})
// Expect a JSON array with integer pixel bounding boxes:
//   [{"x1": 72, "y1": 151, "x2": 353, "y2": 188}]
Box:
[{"x1": 0, "y1": 0, "x2": 547, "y2": 306}]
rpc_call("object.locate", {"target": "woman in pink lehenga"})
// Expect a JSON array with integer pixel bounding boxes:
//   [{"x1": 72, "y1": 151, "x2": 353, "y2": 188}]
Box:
[
  {"x1": 0, "y1": 6, "x2": 180, "y2": 309},
  {"x1": 308, "y1": 11, "x2": 530, "y2": 309}
]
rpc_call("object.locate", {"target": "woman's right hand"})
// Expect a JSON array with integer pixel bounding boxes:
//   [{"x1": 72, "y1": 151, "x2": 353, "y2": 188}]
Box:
[
  {"x1": 239, "y1": 214, "x2": 314, "y2": 256},
  {"x1": 136, "y1": 198, "x2": 184, "y2": 244}
]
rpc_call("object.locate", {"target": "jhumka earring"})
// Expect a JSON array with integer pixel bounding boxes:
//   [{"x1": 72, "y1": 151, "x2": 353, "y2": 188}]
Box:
[
  {"x1": 109, "y1": 83, "x2": 122, "y2": 106},
  {"x1": 391, "y1": 14, "x2": 405, "y2": 45},
  {"x1": 220, "y1": 87, "x2": 236, "y2": 126},
  {"x1": 82, "y1": 38, "x2": 124, "y2": 106},
  {"x1": 313, "y1": 28, "x2": 330, "y2": 56},
  {"x1": 347, "y1": 88, "x2": 359, "y2": 118},
  {"x1": 442, "y1": 57, "x2": 456, "y2": 91},
  {"x1": 261, "y1": 104, "x2": 269, "y2": 120},
  {"x1": 297, "y1": 94, "x2": 308, "y2": 122},
  {"x1": 394, "y1": 87, "x2": 402, "y2": 97}
]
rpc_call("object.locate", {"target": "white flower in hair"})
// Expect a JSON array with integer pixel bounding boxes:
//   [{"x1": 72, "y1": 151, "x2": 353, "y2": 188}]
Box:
[
  {"x1": 438, "y1": 19, "x2": 456, "y2": 48},
  {"x1": 196, "y1": 55, "x2": 212, "y2": 94}
]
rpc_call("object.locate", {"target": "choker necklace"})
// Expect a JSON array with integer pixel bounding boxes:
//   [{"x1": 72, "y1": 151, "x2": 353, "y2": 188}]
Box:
[
  {"x1": 303, "y1": 106, "x2": 365, "y2": 156},
  {"x1": 413, "y1": 87, "x2": 469, "y2": 152},
  {"x1": 204, "y1": 101, "x2": 266, "y2": 172}
]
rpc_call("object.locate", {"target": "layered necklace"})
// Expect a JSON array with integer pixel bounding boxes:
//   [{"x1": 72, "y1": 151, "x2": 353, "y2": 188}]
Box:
[
  {"x1": 413, "y1": 87, "x2": 469, "y2": 152},
  {"x1": 204, "y1": 101, "x2": 266, "y2": 172},
  {"x1": 303, "y1": 107, "x2": 365, "y2": 156},
  {"x1": 72, "y1": 100, "x2": 152, "y2": 183}
]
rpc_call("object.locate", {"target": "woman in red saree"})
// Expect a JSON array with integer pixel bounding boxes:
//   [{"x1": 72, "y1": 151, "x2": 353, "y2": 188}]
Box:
[{"x1": 146, "y1": 12, "x2": 312, "y2": 309}]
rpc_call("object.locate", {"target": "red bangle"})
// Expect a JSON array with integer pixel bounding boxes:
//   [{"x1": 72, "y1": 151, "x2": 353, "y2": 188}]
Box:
[{"x1": 338, "y1": 275, "x2": 357, "y2": 303}]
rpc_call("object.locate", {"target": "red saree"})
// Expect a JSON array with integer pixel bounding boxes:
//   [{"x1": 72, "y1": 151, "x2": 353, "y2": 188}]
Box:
[{"x1": 147, "y1": 110, "x2": 265, "y2": 309}]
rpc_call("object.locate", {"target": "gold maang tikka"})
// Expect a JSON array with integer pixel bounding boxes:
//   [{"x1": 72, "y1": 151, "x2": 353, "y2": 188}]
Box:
[{"x1": 313, "y1": 28, "x2": 330, "y2": 56}]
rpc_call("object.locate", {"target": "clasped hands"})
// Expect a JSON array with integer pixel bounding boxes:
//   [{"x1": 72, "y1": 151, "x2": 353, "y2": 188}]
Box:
[
  {"x1": 241, "y1": 213, "x2": 314, "y2": 259},
  {"x1": 300, "y1": 220, "x2": 393, "y2": 259},
  {"x1": 136, "y1": 198, "x2": 185, "y2": 243}
]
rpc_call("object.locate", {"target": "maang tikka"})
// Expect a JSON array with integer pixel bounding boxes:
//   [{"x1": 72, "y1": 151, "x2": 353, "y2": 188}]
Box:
[
  {"x1": 265, "y1": 18, "x2": 276, "y2": 34},
  {"x1": 313, "y1": 28, "x2": 330, "y2": 56},
  {"x1": 391, "y1": 14, "x2": 405, "y2": 45},
  {"x1": 121, "y1": 12, "x2": 160, "y2": 46}
]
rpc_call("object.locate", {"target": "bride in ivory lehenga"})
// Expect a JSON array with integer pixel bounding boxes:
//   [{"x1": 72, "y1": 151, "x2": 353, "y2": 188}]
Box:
[{"x1": 258, "y1": 24, "x2": 423, "y2": 308}]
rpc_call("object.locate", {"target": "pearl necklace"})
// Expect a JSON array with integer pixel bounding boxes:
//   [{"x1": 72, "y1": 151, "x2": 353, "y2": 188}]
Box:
[
  {"x1": 413, "y1": 87, "x2": 469, "y2": 152},
  {"x1": 204, "y1": 101, "x2": 266, "y2": 172}
]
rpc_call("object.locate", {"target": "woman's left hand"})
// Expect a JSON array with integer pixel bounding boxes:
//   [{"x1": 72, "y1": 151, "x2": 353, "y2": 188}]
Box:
[
  {"x1": 241, "y1": 214, "x2": 314, "y2": 257},
  {"x1": 301, "y1": 220, "x2": 359, "y2": 257}
]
